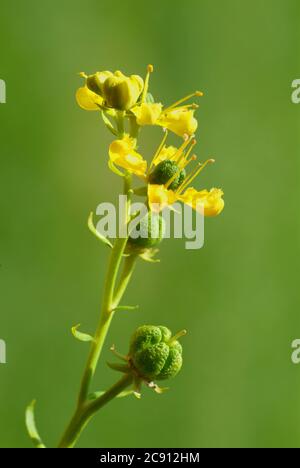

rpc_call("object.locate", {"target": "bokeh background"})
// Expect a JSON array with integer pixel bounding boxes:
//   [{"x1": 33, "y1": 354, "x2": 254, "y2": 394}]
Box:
[{"x1": 1, "y1": 0, "x2": 300, "y2": 448}]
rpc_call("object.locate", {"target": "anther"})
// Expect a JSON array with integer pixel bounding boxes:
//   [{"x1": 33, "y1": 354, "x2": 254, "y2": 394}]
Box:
[
  {"x1": 141, "y1": 64, "x2": 154, "y2": 103},
  {"x1": 177, "y1": 159, "x2": 215, "y2": 194},
  {"x1": 164, "y1": 91, "x2": 204, "y2": 112},
  {"x1": 149, "y1": 130, "x2": 169, "y2": 171},
  {"x1": 147, "y1": 64, "x2": 154, "y2": 73}
]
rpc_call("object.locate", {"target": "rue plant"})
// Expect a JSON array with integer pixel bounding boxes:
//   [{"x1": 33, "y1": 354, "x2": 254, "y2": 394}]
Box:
[{"x1": 25, "y1": 65, "x2": 224, "y2": 448}]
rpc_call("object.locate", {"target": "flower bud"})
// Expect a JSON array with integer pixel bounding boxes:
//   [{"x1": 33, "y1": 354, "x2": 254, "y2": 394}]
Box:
[
  {"x1": 129, "y1": 325, "x2": 184, "y2": 381},
  {"x1": 103, "y1": 71, "x2": 144, "y2": 111},
  {"x1": 128, "y1": 211, "x2": 165, "y2": 249},
  {"x1": 149, "y1": 160, "x2": 186, "y2": 191},
  {"x1": 86, "y1": 71, "x2": 113, "y2": 96}
]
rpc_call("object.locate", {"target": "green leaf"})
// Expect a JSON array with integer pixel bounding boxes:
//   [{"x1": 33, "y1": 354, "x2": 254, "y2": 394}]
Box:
[
  {"x1": 25, "y1": 400, "x2": 46, "y2": 448},
  {"x1": 115, "y1": 305, "x2": 139, "y2": 312},
  {"x1": 107, "y1": 362, "x2": 130, "y2": 373},
  {"x1": 108, "y1": 160, "x2": 125, "y2": 177},
  {"x1": 88, "y1": 212, "x2": 113, "y2": 248},
  {"x1": 71, "y1": 324, "x2": 95, "y2": 343},
  {"x1": 88, "y1": 389, "x2": 134, "y2": 400}
]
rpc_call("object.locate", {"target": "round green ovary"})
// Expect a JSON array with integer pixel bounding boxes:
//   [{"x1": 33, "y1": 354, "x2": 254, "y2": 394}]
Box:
[
  {"x1": 129, "y1": 325, "x2": 183, "y2": 381},
  {"x1": 149, "y1": 160, "x2": 186, "y2": 191},
  {"x1": 128, "y1": 212, "x2": 165, "y2": 248},
  {"x1": 133, "y1": 343, "x2": 170, "y2": 380},
  {"x1": 157, "y1": 347, "x2": 183, "y2": 380}
]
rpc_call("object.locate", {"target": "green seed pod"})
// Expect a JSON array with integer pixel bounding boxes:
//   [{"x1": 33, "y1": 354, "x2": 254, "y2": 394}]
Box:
[
  {"x1": 129, "y1": 325, "x2": 185, "y2": 381},
  {"x1": 128, "y1": 212, "x2": 165, "y2": 249},
  {"x1": 148, "y1": 160, "x2": 186, "y2": 191}
]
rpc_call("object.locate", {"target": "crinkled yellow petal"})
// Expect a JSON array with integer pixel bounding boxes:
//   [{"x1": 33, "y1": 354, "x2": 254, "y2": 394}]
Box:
[
  {"x1": 180, "y1": 187, "x2": 224, "y2": 217},
  {"x1": 76, "y1": 86, "x2": 103, "y2": 111},
  {"x1": 158, "y1": 109, "x2": 198, "y2": 137},
  {"x1": 148, "y1": 184, "x2": 177, "y2": 212},
  {"x1": 109, "y1": 136, "x2": 147, "y2": 177},
  {"x1": 131, "y1": 103, "x2": 163, "y2": 126}
]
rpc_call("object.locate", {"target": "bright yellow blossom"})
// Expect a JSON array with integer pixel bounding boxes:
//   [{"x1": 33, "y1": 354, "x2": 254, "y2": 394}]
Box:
[
  {"x1": 158, "y1": 108, "x2": 198, "y2": 137},
  {"x1": 179, "y1": 187, "x2": 225, "y2": 217},
  {"x1": 130, "y1": 66, "x2": 202, "y2": 137},
  {"x1": 132, "y1": 103, "x2": 198, "y2": 137},
  {"x1": 76, "y1": 70, "x2": 144, "y2": 111},
  {"x1": 131, "y1": 102, "x2": 163, "y2": 125},
  {"x1": 147, "y1": 135, "x2": 224, "y2": 216}
]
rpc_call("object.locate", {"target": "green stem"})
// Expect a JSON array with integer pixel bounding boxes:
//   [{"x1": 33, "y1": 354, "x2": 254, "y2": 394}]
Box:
[
  {"x1": 58, "y1": 174, "x2": 134, "y2": 448},
  {"x1": 112, "y1": 254, "x2": 137, "y2": 310},
  {"x1": 116, "y1": 111, "x2": 125, "y2": 138},
  {"x1": 78, "y1": 238, "x2": 128, "y2": 404},
  {"x1": 58, "y1": 374, "x2": 133, "y2": 448}
]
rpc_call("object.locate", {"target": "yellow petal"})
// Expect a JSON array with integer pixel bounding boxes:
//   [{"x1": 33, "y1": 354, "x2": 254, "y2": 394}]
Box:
[
  {"x1": 131, "y1": 103, "x2": 162, "y2": 126},
  {"x1": 180, "y1": 187, "x2": 224, "y2": 217},
  {"x1": 109, "y1": 136, "x2": 147, "y2": 177},
  {"x1": 148, "y1": 184, "x2": 177, "y2": 212},
  {"x1": 76, "y1": 86, "x2": 103, "y2": 111},
  {"x1": 158, "y1": 109, "x2": 198, "y2": 137}
]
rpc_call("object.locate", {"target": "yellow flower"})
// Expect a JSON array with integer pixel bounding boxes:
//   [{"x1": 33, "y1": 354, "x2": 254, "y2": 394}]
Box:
[
  {"x1": 76, "y1": 70, "x2": 144, "y2": 111},
  {"x1": 131, "y1": 102, "x2": 163, "y2": 125},
  {"x1": 129, "y1": 65, "x2": 202, "y2": 137},
  {"x1": 109, "y1": 135, "x2": 147, "y2": 178},
  {"x1": 179, "y1": 187, "x2": 225, "y2": 217},
  {"x1": 147, "y1": 135, "x2": 224, "y2": 216},
  {"x1": 158, "y1": 108, "x2": 198, "y2": 137}
]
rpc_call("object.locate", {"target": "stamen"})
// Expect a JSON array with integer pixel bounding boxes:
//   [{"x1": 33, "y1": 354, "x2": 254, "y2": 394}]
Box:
[
  {"x1": 166, "y1": 103, "x2": 199, "y2": 112},
  {"x1": 164, "y1": 139, "x2": 197, "y2": 189},
  {"x1": 165, "y1": 148, "x2": 196, "y2": 189},
  {"x1": 163, "y1": 90, "x2": 204, "y2": 112},
  {"x1": 181, "y1": 154, "x2": 197, "y2": 170},
  {"x1": 149, "y1": 129, "x2": 168, "y2": 171},
  {"x1": 175, "y1": 139, "x2": 196, "y2": 171},
  {"x1": 177, "y1": 159, "x2": 215, "y2": 194},
  {"x1": 79, "y1": 71, "x2": 88, "y2": 79},
  {"x1": 182, "y1": 139, "x2": 196, "y2": 163},
  {"x1": 174, "y1": 135, "x2": 194, "y2": 163},
  {"x1": 141, "y1": 64, "x2": 154, "y2": 104}
]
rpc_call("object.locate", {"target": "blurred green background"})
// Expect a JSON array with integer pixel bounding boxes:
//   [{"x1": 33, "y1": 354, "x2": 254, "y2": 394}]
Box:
[{"x1": 1, "y1": 0, "x2": 300, "y2": 448}]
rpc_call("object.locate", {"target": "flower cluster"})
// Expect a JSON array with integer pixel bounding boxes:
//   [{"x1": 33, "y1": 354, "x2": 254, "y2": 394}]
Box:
[{"x1": 76, "y1": 64, "x2": 224, "y2": 225}]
